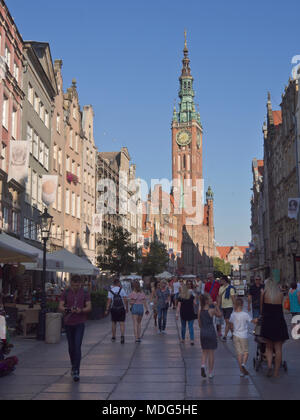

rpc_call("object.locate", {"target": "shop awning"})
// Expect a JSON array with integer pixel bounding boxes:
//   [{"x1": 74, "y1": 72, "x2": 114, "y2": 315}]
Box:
[
  {"x1": 0, "y1": 233, "x2": 39, "y2": 263},
  {"x1": 0, "y1": 233, "x2": 63, "y2": 270},
  {"x1": 47, "y1": 249, "x2": 100, "y2": 276}
]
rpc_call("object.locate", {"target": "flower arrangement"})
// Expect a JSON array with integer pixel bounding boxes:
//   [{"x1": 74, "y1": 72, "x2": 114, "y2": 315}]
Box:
[
  {"x1": 0, "y1": 356, "x2": 18, "y2": 377},
  {"x1": 66, "y1": 172, "x2": 79, "y2": 185}
]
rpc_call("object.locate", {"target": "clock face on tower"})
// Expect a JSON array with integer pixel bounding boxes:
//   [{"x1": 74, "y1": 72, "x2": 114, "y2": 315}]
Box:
[{"x1": 176, "y1": 130, "x2": 192, "y2": 146}]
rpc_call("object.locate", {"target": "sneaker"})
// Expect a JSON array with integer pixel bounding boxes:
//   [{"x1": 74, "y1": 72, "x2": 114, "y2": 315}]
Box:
[
  {"x1": 221, "y1": 336, "x2": 227, "y2": 342},
  {"x1": 161, "y1": 330, "x2": 166, "y2": 335},
  {"x1": 208, "y1": 373, "x2": 214, "y2": 379},
  {"x1": 201, "y1": 367, "x2": 207, "y2": 378},
  {"x1": 241, "y1": 365, "x2": 249, "y2": 376},
  {"x1": 111, "y1": 337, "x2": 116, "y2": 342},
  {"x1": 121, "y1": 336, "x2": 125, "y2": 344},
  {"x1": 73, "y1": 370, "x2": 80, "y2": 382},
  {"x1": 240, "y1": 372, "x2": 245, "y2": 377}
]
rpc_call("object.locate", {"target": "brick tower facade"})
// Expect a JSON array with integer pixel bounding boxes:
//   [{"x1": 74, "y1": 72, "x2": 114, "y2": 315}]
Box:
[{"x1": 172, "y1": 33, "x2": 215, "y2": 276}]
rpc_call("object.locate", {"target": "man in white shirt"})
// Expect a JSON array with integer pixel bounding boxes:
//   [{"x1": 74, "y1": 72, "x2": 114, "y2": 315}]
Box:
[
  {"x1": 172, "y1": 278, "x2": 181, "y2": 308},
  {"x1": 105, "y1": 278, "x2": 128, "y2": 344}
]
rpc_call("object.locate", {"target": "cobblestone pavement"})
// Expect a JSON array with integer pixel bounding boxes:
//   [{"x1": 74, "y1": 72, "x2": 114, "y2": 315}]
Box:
[{"x1": 1, "y1": 305, "x2": 300, "y2": 400}]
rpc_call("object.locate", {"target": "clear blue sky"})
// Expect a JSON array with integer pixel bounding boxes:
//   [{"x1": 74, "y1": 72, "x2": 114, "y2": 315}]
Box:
[{"x1": 8, "y1": 0, "x2": 300, "y2": 246}]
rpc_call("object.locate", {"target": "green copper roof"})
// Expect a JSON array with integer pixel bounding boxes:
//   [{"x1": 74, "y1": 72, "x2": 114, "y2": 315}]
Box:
[{"x1": 174, "y1": 32, "x2": 201, "y2": 125}]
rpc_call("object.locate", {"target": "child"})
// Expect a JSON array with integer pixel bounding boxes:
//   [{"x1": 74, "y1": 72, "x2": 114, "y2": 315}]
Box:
[
  {"x1": 199, "y1": 293, "x2": 222, "y2": 379},
  {"x1": 229, "y1": 298, "x2": 256, "y2": 377}
]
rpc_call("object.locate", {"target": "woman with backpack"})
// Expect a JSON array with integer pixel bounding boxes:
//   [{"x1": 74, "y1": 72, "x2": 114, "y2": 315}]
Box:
[
  {"x1": 217, "y1": 275, "x2": 236, "y2": 341},
  {"x1": 128, "y1": 281, "x2": 149, "y2": 343},
  {"x1": 105, "y1": 278, "x2": 128, "y2": 344}
]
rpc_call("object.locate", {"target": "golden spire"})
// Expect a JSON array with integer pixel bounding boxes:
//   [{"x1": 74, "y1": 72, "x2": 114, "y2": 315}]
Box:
[{"x1": 184, "y1": 29, "x2": 187, "y2": 49}]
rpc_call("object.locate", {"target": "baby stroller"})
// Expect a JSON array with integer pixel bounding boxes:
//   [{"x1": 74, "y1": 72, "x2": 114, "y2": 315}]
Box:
[
  {"x1": 253, "y1": 317, "x2": 287, "y2": 373},
  {"x1": 0, "y1": 309, "x2": 18, "y2": 377}
]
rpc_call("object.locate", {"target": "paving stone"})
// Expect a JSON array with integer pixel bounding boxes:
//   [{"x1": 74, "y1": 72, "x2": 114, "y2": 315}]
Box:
[
  {"x1": 33, "y1": 393, "x2": 109, "y2": 400},
  {"x1": 108, "y1": 392, "x2": 185, "y2": 400},
  {"x1": 121, "y1": 374, "x2": 185, "y2": 383},
  {"x1": 43, "y1": 383, "x2": 115, "y2": 393}
]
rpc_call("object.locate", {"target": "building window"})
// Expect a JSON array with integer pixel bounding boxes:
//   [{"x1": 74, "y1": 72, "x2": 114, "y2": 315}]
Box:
[
  {"x1": 76, "y1": 195, "x2": 80, "y2": 219},
  {"x1": 25, "y1": 168, "x2": 31, "y2": 203},
  {"x1": 2, "y1": 96, "x2": 8, "y2": 129},
  {"x1": 72, "y1": 192, "x2": 76, "y2": 217},
  {"x1": 28, "y1": 84, "x2": 33, "y2": 105},
  {"x1": 56, "y1": 114, "x2": 60, "y2": 133},
  {"x1": 65, "y1": 189, "x2": 70, "y2": 214},
  {"x1": 70, "y1": 130, "x2": 73, "y2": 148},
  {"x1": 75, "y1": 135, "x2": 79, "y2": 152},
  {"x1": 73, "y1": 106, "x2": 76, "y2": 120},
  {"x1": 72, "y1": 160, "x2": 75, "y2": 175},
  {"x1": 37, "y1": 176, "x2": 42, "y2": 208},
  {"x1": 65, "y1": 230, "x2": 69, "y2": 248},
  {"x1": 24, "y1": 218, "x2": 30, "y2": 239},
  {"x1": 39, "y1": 102, "x2": 44, "y2": 121},
  {"x1": 53, "y1": 144, "x2": 57, "y2": 171},
  {"x1": 44, "y1": 145, "x2": 49, "y2": 170},
  {"x1": 58, "y1": 149, "x2": 62, "y2": 174},
  {"x1": 66, "y1": 156, "x2": 70, "y2": 172},
  {"x1": 57, "y1": 185, "x2": 62, "y2": 211},
  {"x1": 13, "y1": 62, "x2": 19, "y2": 82},
  {"x1": 33, "y1": 132, "x2": 38, "y2": 159},
  {"x1": 39, "y1": 140, "x2": 44, "y2": 165},
  {"x1": 1, "y1": 142, "x2": 7, "y2": 172},
  {"x1": 34, "y1": 93, "x2": 39, "y2": 113},
  {"x1": 45, "y1": 110, "x2": 49, "y2": 128},
  {"x1": 12, "y1": 212, "x2": 19, "y2": 234},
  {"x1": 32, "y1": 171, "x2": 38, "y2": 205},
  {"x1": 4, "y1": 46, "x2": 10, "y2": 68},
  {"x1": 77, "y1": 164, "x2": 81, "y2": 178},
  {"x1": 27, "y1": 124, "x2": 33, "y2": 153},
  {"x1": 11, "y1": 108, "x2": 17, "y2": 139}
]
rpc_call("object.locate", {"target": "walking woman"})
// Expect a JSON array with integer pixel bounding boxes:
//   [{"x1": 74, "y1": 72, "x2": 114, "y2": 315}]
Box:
[
  {"x1": 128, "y1": 281, "x2": 149, "y2": 343},
  {"x1": 156, "y1": 280, "x2": 170, "y2": 334},
  {"x1": 150, "y1": 281, "x2": 160, "y2": 328},
  {"x1": 176, "y1": 283, "x2": 197, "y2": 345},
  {"x1": 199, "y1": 293, "x2": 222, "y2": 379},
  {"x1": 260, "y1": 279, "x2": 289, "y2": 377}
]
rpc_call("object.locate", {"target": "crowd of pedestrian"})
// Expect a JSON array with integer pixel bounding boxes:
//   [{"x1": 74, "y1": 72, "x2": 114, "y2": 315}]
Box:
[{"x1": 57, "y1": 272, "x2": 291, "y2": 383}]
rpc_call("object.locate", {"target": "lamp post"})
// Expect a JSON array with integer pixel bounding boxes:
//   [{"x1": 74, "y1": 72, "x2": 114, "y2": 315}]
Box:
[
  {"x1": 37, "y1": 208, "x2": 53, "y2": 341},
  {"x1": 238, "y1": 257, "x2": 242, "y2": 281},
  {"x1": 289, "y1": 237, "x2": 298, "y2": 281}
]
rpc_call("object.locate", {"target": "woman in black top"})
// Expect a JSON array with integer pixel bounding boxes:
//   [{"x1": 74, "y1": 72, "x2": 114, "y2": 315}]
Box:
[
  {"x1": 176, "y1": 284, "x2": 197, "y2": 345},
  {"x1": 260, "y1": 279, "x2": 289, "y2": 378}
]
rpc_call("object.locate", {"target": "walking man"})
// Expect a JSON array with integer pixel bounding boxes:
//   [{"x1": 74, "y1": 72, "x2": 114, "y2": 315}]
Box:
[
  {"x1": 105, "y1": 278, "x2": 128, "y2": 344},
  {"x1": 156, "y1": 280, "x2": 170, "y2": 334},
  {"x1": 248, "y1": 276, "x2": 264, "y2": 319},
  {"x1": 59, "y1": 275, "x2": 92, "y2": 382}
]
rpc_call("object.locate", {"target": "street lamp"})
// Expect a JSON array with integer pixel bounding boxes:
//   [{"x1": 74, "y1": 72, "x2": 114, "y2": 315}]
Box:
[
  {"x1": 288, "y1": 237, "x2": 298, "y2": 281},
  {"x1": 238, "y1": 257, "x2": 242, "y2": 281},
  {"x1": 37, "y1": 208, "x2": 53, "y2": 340}
]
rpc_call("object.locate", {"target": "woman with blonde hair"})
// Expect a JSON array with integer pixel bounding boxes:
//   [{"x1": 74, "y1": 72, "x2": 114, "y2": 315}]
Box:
[
  {"x1": 260, "y1": 278, "x2": 289, "y2": 377},
  {"x1": 176, "y1": 283, "x2": 197, "y2": 345},
  {"x1": 128, "y1": 281, "x2": 149, "y2": 343}
]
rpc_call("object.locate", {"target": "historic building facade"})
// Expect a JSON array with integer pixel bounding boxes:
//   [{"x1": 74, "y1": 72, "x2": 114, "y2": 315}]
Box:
[
  {"x1": 50, "y1": 59, "x2": 66, "y2": 252},
  {"x1": 251, "y1": 79, "x2": 300, "y2": 284},
  {"x1": 81, "y1": 105, "x2": 97, "y2": 264},
  {"x1": 0, "y1": 0, "x2": 24, "y2": 237},
  {"x1": 22, "y1": 41, "x2": 57, "y2": 245},
  {"x1": 171, "y1": 35, "x2": 215, "y2": 276}
]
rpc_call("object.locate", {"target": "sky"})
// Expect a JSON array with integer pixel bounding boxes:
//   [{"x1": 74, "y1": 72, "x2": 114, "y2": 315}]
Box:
[{"x1": 7, "y1": 0, "x2": 300, "y2": 246}]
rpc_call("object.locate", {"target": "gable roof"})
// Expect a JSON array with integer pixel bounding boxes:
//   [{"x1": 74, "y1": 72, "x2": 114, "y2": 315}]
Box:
[{"x1": 272, "y1": 110, "x2": 282, "y2": 126}]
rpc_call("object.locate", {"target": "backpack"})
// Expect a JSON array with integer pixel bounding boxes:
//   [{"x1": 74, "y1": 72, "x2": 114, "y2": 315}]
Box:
[{"x1": 110, "y1": 287, "x2": 125, "y2": 312}]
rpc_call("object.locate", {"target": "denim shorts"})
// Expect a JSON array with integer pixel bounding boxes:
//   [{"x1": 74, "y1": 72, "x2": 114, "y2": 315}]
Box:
[{"x1": 131, "y1": 304, "x2": 144, "y2": 316}]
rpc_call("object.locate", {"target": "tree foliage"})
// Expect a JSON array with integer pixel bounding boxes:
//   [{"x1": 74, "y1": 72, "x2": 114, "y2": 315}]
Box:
[
  {"x1": 213, "y1": 257, "x2": 231, "y2": 277},
  {"x1": 97, "y1": 227, "x2": 136, "y2": 275},
  {"x1": 142, "y1": 241, "x2": 169, "y2": 277}
]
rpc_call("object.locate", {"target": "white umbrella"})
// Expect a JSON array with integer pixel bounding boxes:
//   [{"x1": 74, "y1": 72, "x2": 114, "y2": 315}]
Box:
[{"x1": 156, "y1": 271, "x2": 173, "y2": 279}]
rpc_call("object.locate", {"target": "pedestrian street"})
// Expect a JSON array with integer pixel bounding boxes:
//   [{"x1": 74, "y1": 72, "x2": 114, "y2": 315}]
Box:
[{"x1": 1, "y1": 306, "x2": 300, "y2": 400}]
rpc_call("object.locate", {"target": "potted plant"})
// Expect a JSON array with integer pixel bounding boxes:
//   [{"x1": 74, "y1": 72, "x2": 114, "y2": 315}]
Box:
[{"x1": 89, "y1": 290, "x2": 108, "y2": 320}]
